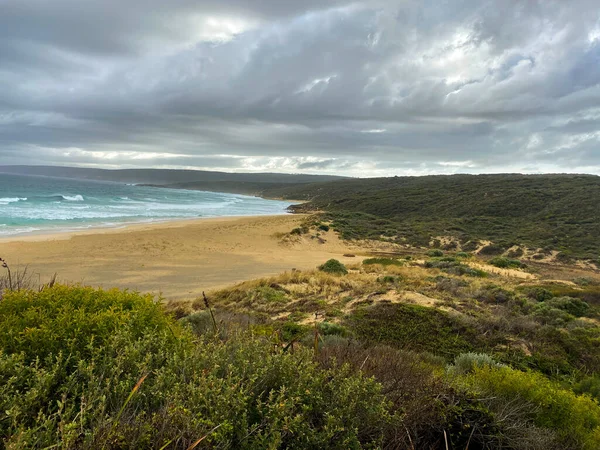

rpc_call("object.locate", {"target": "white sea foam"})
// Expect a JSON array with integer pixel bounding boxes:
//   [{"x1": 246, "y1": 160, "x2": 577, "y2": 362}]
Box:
[
  {"x1": 62, "y1": 194, "x2": 84, "y2": 202},
  {"x1": 0, "y1": 197, "x2": 27, "y2": 204}
]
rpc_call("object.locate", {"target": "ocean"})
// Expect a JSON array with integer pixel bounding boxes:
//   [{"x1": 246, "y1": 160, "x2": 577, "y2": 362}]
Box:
[{"x1": 0, "y1": 173, "x2": 292, "y2": 237}]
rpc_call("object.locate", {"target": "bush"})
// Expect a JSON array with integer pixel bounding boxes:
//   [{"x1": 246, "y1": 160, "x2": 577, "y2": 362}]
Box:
[
  {"x1": 479, "y1": 244, "x2": 505, "y2": 256},
  {"x1": 317, "y1": 223, "x2": 330, "y2": 232},
  {"x1": 532, "y1": 303, "x2": 575, "y2": 326},
  {"x1": 474, "y1": 284, "x2": 515, "y2": 304},
  {"x1": 489, "y1": 257, "x2": 526, "y2": 269},
  {"x1": 447, "y1": 352, "x2": 504, "y2": 375},
  {"x1": 318, "y1": 259, "x2": 348, "y2": 275},
  {"x1": 317, "y1": 321, "x2": 350, "y2": 337},
  {"x1": 363, "y1": 257, "x2": 404, "y2": 266},
  {"x1": 346, "y1": 303, "x2": 477, "y2": 358},
  {"x1": 425, "y1": 259, "x2": 487, "y2": 277},
  {"x1": 545, "y1": 296, "x2": 590, "y2": 317},
  {"x1": 427, "y1": 249, "x2": 444, "y2": 257},
  {"x1": 523, "y1": 287, "x2": 554, "y2": 302},
  {"x1": 0, "y1": 286, "x2": 393, "y2": 449},
  {"x1": 461, "y1": 365, "x2": 600, "y2": 449},
  {"x1": 575, "y1": 376, "x2": 600, "y2": 401}
]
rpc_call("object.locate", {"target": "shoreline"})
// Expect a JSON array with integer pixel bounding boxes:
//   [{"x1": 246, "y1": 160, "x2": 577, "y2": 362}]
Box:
[
  {"x1": 0, "y1": 214, "x2": 362, "y2": 301},
  {"x1": 0, "y1": 212, "x2": 295, "y2": 243}
]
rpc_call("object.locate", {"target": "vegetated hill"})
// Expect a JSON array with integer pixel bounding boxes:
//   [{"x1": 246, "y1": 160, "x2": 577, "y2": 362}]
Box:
[
  {"x1": 265, "y1": 174, "x2": 600, "y2": 261},
  {"x1": 0, "y1": 165, "x2": 346, "y2": 194}
]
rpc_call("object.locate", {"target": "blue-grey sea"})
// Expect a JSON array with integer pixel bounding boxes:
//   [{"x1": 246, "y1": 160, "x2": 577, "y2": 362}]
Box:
[{"x1": 0, "y1": 173, "x2": 291, "y2": 237}]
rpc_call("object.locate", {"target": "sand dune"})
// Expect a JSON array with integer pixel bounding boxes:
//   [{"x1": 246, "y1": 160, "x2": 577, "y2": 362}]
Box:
[{"x1": 0, "y1": 215, "x2": 361, "y2": 300}]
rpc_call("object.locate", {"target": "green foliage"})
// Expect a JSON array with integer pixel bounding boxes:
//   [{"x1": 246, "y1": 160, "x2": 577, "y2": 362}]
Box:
[
  {"x1": 545, "y1": 296, "x2": 590, "y2": 317},
  {"x1": 0, "y1": 285, "x2": 172, "y2": 365},
  {"x1": 474, "y1": 284, "x2": 516, "y2": 304},
  {"x1": 317, "y1": 223, "x2": 330, "y2": 232},
  {"x1": 362, "y1": 257, "x2": 404, "y2": 266},
  {"x1": 489, "y1": 256, "x2": 527, "y2": 269},
  {"x1": 318, "y1": 259, "x2": 348, "y2": 275},
  {"x1": 317, "y1": 321, "x2": 349, "y2": 337},
  {"x1": 427, "y1": 249, "x2": 444, "y2": 257},
  {"x1": 346, "y1": 303, "x2": 478, "y2": 358},
  {"x1": 461, "y1": 366, "x2": 600, "y2": 449},
  {"x1": 447, "y1": 352, "x2": 504, "y2": 375},
  {"x1": 280, "y1": 321, "x2": 309, "y2": 341},
  {"x1": 478, "y1": 244, "x2": 505, "y2": 256},
  {"x1": 0, "y1": 286, "x2": 394, "y2": 449},
  {"x1": 575, "y1": 376, "x2": 600, "y2": 402},
  {"x1": 522, "y1": 286, "x2": 555, "y2": 302},
  {"x1": 270, "y1": 174, "x2": 600, "y2": 259},
  {"x1": 532, "y1": 303, "x2": 576, "y2": 326}
]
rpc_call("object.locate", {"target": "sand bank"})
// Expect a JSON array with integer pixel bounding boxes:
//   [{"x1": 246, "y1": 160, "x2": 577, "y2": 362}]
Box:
[{"x1": 0, "y1": 215, "x2": 361, "y2": 300}]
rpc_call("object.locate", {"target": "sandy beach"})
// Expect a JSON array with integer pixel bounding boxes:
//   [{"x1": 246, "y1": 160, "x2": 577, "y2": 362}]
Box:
[{"x1": 0, "y1": 215, "x2": 362, "y2": 300}]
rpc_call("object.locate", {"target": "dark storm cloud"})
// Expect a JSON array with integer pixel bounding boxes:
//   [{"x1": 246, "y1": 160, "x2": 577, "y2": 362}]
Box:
[{"x1": 1, "y1": 0, "x2": 600, "y2": 175}]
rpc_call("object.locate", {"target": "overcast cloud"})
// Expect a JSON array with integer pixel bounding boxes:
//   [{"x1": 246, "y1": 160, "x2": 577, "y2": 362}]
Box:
[{"x1": 1, "y1": 0, "x2": 599, "y2": 176}]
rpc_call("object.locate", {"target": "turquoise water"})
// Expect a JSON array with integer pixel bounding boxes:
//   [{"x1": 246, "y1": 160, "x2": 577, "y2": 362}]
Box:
[{"x1": 0, "y1": 173, "x2": 291, "y2": 237}]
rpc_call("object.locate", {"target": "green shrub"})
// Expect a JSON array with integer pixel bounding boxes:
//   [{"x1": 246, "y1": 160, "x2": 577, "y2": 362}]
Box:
[
  {"x1": 461, "y1": 366, "x2": 600, "y2": 449},
  {"x1": 363, "y1": 257, "x2": 404, "y2": 266},
  {"x1": 545, "y1": 296, "x2": 590, "y2": 317},
  {"x1": 447, "y1": 352, "x2": 504, "y2": 375},
  {"x1": 0, "y1": 286, "x2": 393, "y2": 449},
  {"x1": 0, "y1": 285, "x2": 173, "y2": 365},
  {"x1": 489, "y1": 257, "x2": 526, "y2": 269},
  {"x1": 425, "y1": 259, "x2": 487, "y2": 277},
  {"x1": 280, "y1": 321, "x2": 309, "y2": 342},
  {"x1": 427, "y1": 249, "x2": 444, "y2": 257},
  {"x1": 317, "y1": 321, "x2": 350, "y2": 337},
  {"x1": 474, "y1": 284, "x2": 515, "y2": 304},
  {"x1": 479, "y1": 244, "x2": 505, "y2": 256},
  {"x1": 317, "y1": 223, "x2": 330, "y2": 232},
  {"x1": 455, "y1": 252, "x2": 470, "y2": 258},
  {"x1": 506, "y1": 247, "x2": 524, "y2": 258},
  {"x1": 346, "y1": 303, "x2": 477, "y2": 358},
  {"x1": 522, "y1": 286, "x2": 554, "y2": 302},
  {"x1": 318, "y1": 259, "x2": 348, "y2": 275},
  {"x1": 532, "y1": 303, "x2": 575, "y2": 326},
  {"x1": 575, "y1": 376, "x2": 600, "y2": 401}
]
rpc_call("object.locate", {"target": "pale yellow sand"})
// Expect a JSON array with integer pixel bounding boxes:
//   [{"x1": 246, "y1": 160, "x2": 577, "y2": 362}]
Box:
[{"x1": 0, "y1": 215, "x2": 361, "y2": 300}]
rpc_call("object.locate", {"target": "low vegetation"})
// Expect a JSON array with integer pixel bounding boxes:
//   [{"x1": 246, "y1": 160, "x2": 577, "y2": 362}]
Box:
[{"x1": 266, "y1": 174, "x2": 600, "y2": 262}]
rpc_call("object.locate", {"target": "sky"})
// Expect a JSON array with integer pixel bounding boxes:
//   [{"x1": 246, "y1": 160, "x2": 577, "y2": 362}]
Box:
[{"x1": 1, "y1": 0, "x2": 600, "y2": 177}]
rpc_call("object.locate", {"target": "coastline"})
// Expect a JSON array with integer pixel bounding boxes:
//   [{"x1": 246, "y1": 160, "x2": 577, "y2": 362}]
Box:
[
  {"x1": 0, "y1": 214, "x2": 362, "y2": 301},
  {"x1": 0, "y1": 213, "x2": 294, "y2": 243}
]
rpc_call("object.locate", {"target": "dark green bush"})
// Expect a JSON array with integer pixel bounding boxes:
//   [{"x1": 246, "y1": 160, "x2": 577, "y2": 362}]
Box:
[
  {"x1": 317, "y1": 321, "x2": 349, "y2": 337},
  {"x1": 318, "y1": 259, "x2": 348, "y2": 275},
  {"x1": 317, "y1": 223, "x2": 330, "y2": 232},
  {"x1": 474, "y1": 284, "x2": 516, "y2": 304},
  {"x1": 489, "y1": 257, "x2": 526, "y2": 269},
  {"x1": 363, "y1": 257, "x2": 404, "y2": 266},
  {"x1": 545, "y1": 297, "x2": 590, "y2": 317},
  {"x1": 346, "y1": 303, "x2": 477, "y2": 358},
  {"x1": 479, "y1": 244, "x2": 505, "y2": 256},
  {"x1": 427, "y1": 249, "x2": 444, "y2": 257}
]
